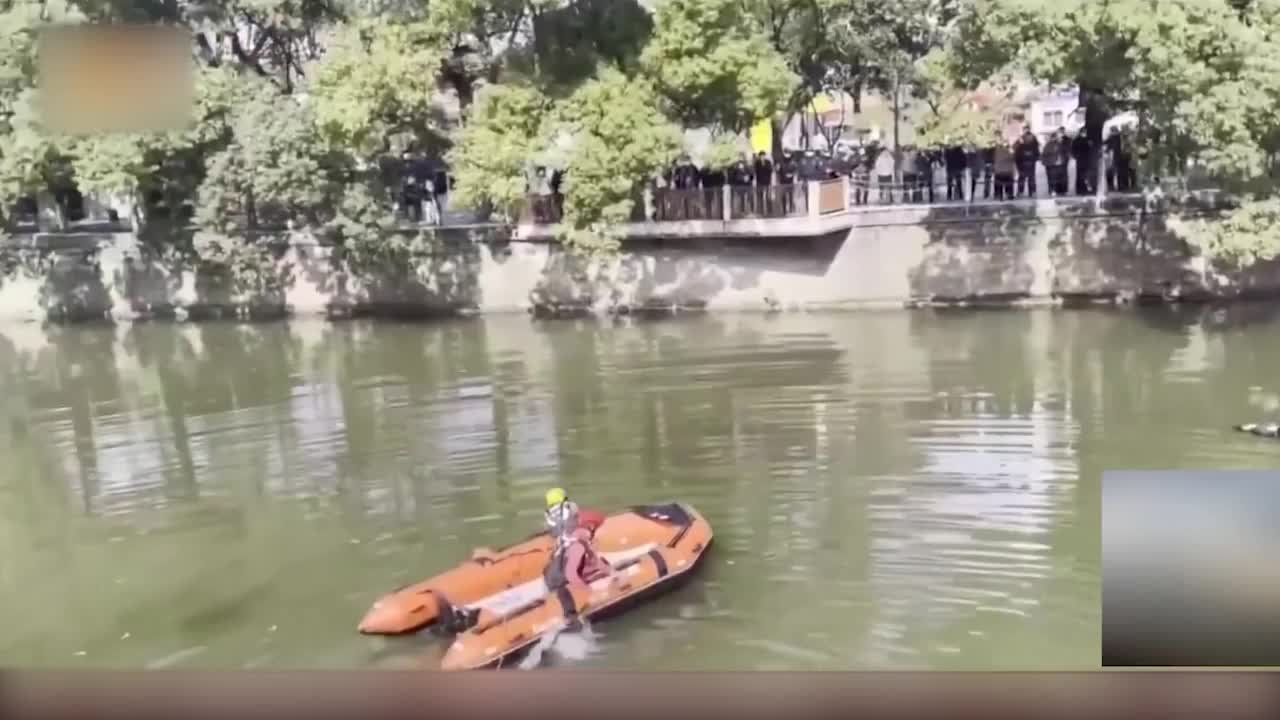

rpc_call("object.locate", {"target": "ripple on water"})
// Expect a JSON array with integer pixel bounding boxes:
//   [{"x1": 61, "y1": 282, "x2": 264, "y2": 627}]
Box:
[{"x1": 16, "y1": 311, "x2": 1273, "y2": 670}]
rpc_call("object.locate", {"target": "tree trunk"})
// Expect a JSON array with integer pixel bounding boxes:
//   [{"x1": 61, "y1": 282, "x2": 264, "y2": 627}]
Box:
[
  {"x1": 770, "y1": 115, "x2": 785, "y2": 161},
  {"x1": 1079, "y1": 82, "x2": 1109, "y2": 198},
  {"x1": 893, "y1": 69, "x2": 902, "y2": 183}
]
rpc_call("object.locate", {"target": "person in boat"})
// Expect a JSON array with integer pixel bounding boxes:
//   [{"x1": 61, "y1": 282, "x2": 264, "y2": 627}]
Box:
[
  {"x1": 544, "y1": 508, "x2": 617, "y2": 592},
  {"x1": 544, "y1": 487, "x2": 608, "y2": 538},
  {"x1": 544, "y1": 487, "x2": 581, "y2": 538}
]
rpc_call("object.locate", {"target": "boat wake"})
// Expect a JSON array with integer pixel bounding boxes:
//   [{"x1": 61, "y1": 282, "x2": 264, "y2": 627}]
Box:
[{"x1": 515, "y1": 620, "x2": 600, "y2": 670}]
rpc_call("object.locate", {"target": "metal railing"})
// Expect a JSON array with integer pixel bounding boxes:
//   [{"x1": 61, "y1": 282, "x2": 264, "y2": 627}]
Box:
[
  {"x1": 726, "y1": 184, "x2": 809, "y2": 219},
  {"x1": 511, "y1": 168, "x2": 1217, "y2": 228},
  {"x1": 846, "y1": 169, "x2": 1214, "y2": 208},
  {"x1": 652, "y1": 188, "x2": 724, "y2": 222}
]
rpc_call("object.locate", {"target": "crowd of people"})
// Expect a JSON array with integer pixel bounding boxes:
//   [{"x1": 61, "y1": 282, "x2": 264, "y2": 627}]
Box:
[
  {"x1": 649, "y1": 123, "x2": 1146, "y2": 212},
  {"x1": 853, "y1": 123, "x2": 1144, "y2": 205},
  {"x1": 395, "y1": 151, "x2": 452, "y2": 223},
  {"x1": 513, "y1": 123, "x2": 1156, "y2": 225}
]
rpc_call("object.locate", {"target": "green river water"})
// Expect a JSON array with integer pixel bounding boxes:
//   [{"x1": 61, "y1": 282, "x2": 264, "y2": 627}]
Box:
[{"x1": 2, "y1": 307, "x2": 1278, "y2": 670}]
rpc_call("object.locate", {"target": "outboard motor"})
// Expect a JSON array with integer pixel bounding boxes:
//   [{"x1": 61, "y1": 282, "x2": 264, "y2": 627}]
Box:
[{"x1": 433, "y1": 594, "x2": 482, "y2": 635}]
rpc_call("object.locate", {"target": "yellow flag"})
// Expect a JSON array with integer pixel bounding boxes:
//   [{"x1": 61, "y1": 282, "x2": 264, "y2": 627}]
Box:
[
  {"x1": 750, "y1": 119, "x2": 772, "y2": 154},
  {"x1": 809, "y1": 93, "x2": 837, "y2": 114}
]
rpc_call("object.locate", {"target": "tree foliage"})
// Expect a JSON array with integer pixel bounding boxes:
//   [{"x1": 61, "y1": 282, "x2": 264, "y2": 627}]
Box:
[
  {"x1": 5, "y1": 0, "x2": 1278, "y2": 268},
  {"x1": 0, "y1": 2, "x2": 83, "y2": 221},
  {"x1": 947, "y1": 0, "x2": 1280, "y2": 264},
  {"x1": 641, "y1": 0, "x2": 795, "y2": 133},
  {"x1": 912, "y1": 50, "x2": 1010, "y2": 148},
  {"x1": 545, "y1": 68, "x2": 682, "y2": 254},
  {"x1": 307, "y1": 17, "x2": 447, "y2": 159},
  {"x1": 446, "y1": 83, "x2": 551, "y2": 221}
]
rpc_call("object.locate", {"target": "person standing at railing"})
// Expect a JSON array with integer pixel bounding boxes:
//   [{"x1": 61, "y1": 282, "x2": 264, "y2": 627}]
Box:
[
  {"x1": 1104, "y1": 127, "x2": 1120, "y2": 193},
  {"x1": 753, "y1": 151, "x2": 774, "y2": 215},
  {"x1": 671, "y1": 155, "x2": 700, "y2": 220},
  {"x1": 675, "y1": 155, "x2": 699, "y2": 190},
  {"x1": 1014, "y1": 126, "x2": 1041, "y2": 198},
  {"x1": 851, "y1": 146, "x2": 871, "y2": 206},
  {"x1": 730, "y1": 156, "x2": 753, "y2": 216},
  {"x1": 753, "y1": 152, "x2": 774, "y2": 186},
  {"x1": 982, "y1": 142, "x2": 996, "y2": 198},
  {"x1": 1106, "y1": 126, "x2": 1136, "y2": 193},
  {"x1": 899, "y1": 145, "x2": 918, "y2": 203},
  {"x1": 944, "y1": 142, "x2": 967, "y2": 202},
  {"x1": 1042, "y1": 129, "x2": 1068, "y2": 197},
  {"x1": 549, "y1": 169, "x2": 565, "y2": 218},
  {"x1": 423, "y1": 177, "x2": 441, "y2": 225},
  {"x1": 778, "y1": 151, "x2": 798, "y2": 214},
  {"x1": 702, "y1": 162, "x2": 728, "y2": 220},
  {"x1": 531, "y1": 166, "x2": 555, "y2": 223},
  {"x1": 403, "y1": 177, "x2": 423, "y2": 222},
  {"x1": 874, "y1": 145, "x2": 895, "y2": 204},
  {"x1": 965, "y1": 144, "x2": 985, "y2": 201},
  {"x1": 1121, "y1": 126, "x2": 1139, "y2": 191},
  {"x1": 797, "y1": 149, "x2": 815, "y2": 181},
  {"x1": 1055, "y1": 128, "x2": 1073, "y2": 195},
  {"x1": 1071, "y1": 130, "x2": 1094, "y2": 196},
  {"x1": 818, "y1": 149, "x2": 838, "y2": 181},
  {"x1": 922, "y1": 147, "x2": 942, "y2": 203},
  {"x1": 824, "y1": 148, "x2": 843, "y2": 179},
  {"x1": 993, "y1": 138, "x2": 1017, "y2": 201},
  {"x1": 778, "y1": 150, "x2": 797, "y2": 185}
]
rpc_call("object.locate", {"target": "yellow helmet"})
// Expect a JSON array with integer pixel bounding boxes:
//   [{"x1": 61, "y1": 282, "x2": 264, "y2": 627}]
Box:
[{"x1": 545, "y1": 487, "x2": 567, "y2": 507}]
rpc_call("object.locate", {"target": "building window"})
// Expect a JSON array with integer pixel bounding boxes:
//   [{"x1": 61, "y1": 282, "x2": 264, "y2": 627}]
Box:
[{"x1": 1043, "y1": 110, "x2": 1064, "y2": 128}]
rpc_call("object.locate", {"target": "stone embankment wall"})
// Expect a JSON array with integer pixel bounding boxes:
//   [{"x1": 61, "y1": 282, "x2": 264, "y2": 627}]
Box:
[{"x1": 0, "y1": 192, "x2": 1262, "y2": 323}]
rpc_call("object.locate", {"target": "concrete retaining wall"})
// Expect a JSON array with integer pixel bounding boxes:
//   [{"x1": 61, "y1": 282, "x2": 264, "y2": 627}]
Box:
[{"x1": 0, "y1": 192, "x2": 1270, "y2": 323}]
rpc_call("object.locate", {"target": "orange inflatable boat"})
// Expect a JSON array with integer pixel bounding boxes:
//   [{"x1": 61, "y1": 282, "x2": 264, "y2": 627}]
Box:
[{"x1": 358, "y1": 502, "x2": 712, "y2": 667}]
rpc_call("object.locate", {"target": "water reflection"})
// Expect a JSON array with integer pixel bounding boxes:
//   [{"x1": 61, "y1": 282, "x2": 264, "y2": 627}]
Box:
[{"x1": 2, "y1": 308, "x2": 1279, "y2": 669}]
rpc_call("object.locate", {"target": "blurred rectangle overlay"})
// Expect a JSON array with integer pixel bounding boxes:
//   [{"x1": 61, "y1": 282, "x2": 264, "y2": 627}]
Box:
[
  {"x1": 37, "y1": 23, "x2": 193, "y2": 134},
  {"x1": 2, "y1": 672, "x2": 1279, "y2": 720},
  {"x1": 1103, "y1": 470, "x2": 1280, "y2": 667}
]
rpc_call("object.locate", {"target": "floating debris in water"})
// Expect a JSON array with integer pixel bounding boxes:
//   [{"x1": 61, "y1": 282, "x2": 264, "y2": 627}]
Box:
[
  {"x1": 120, "y1": 632, "x2": 131, "y2": 640},
  {"x1": 74, "y1": 651, "x2": 86, "y2": 657},
  {"x1": 269, "y1": 625, "x2": 278, "y2": 632}
]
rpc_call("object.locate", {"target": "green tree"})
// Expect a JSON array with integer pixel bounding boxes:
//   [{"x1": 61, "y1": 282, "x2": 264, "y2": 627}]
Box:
[
  {"x1": 307, "y1": 17, "x2": 448, "y2": 159},
  {"x1": 911, "y1": 49, "x2": 1010, "y2": 148},
  {"x1": 0, "y1": 1, "x2": 84, "y2": 224},
  {"x1": 194, "y1": 73, "x2": 347, "y2": 235},
  {"x1": 445, "y1": 82, "x2": 552, "y2": 221},
  {"x1": 525, "y1": 0, "x2": 654, "y2": 91},
  {"x1": 640, "y1": 0, "x2": 796, "y2": 134},
  {"x1": 949, "y1": 0, "x2": 1280, "y2": 264},
  {"x1": 417, "y1": 0, "x2": 529, "y2": 108},
  {"x1": 543, "y1": 68, "x2": 682, "y2": 254}
]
